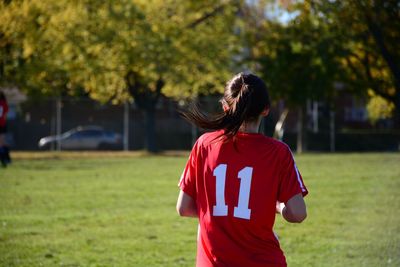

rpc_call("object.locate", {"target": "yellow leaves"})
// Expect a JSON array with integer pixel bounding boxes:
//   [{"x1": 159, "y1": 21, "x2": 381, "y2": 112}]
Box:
[
  {"x1": 23, "y1": 40, "x2": 35, "y2": 58},
  {"x1": 61, "y1": 44, "x2": 72, "y2": 57},
  {"x1": 38, "y1": 71, "x2": 48, "y2": 80},
  {"x1": 20, "y1": 0, "x2": 33, "y2": 18},
  {"x1": 387, "y1": 88, "x2": 396, "y2": 96},
  {"x1": 48, "y1": 3, "x2": 85, "y2": 32},
  {"x1": 367, "y1": 89, "x2": 395, "y2": 124},
  {"x1": 0, "y1": 2, "x2": 28, "y2": 37},
  {"x1": 151, "y1": 25, "x2": 159, "y2": 32},
  {"x1": 97, "y1": 6, "x2": 109, "y2": 20},
  {"x1": 2, "y1": 0, "x2": 239, "y2": 102},
  {"x1": 312, "y1": 57, "x2": 322, "y2": 67},
  {"x1": 87, "y1": 44, "x2": 104, "y2": 56},
  {"x1": 290, "y1": 41, "x2": 303, "y2": 53},
  {"x1": 63, "y1": 4, "x2": 81, "y2": 22}
]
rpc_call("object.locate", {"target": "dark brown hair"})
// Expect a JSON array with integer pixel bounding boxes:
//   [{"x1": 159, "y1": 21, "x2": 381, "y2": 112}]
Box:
[
  {"x1": 0, "y1": 91, "x2": 6, "y2": 101},
  {"x1": 181, "y1": 72, "x2": 270, "y2": 139}
]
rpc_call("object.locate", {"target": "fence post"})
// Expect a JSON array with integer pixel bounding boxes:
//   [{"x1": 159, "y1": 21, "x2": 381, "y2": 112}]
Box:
[
  {"x1": 296, "y1": 106, "x2": 303, "y2": 153},
  {"x1": 330, "y1": 109, "x2": 335, "y2": 152},
  {"x1": 313, "y1": 101, "x2": 319, "y2": 133},
  {"x1": 56, "y1": 97, "x2": 62, "y2": 151},
  {"x1": 123, "y1": 101, "x2": 129, "y2": 151}
]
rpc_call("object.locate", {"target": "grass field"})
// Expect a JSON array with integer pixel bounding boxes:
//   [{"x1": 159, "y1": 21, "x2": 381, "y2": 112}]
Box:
[{"x1": 0, "y1": 152, "x2": 399, "y2": 267}]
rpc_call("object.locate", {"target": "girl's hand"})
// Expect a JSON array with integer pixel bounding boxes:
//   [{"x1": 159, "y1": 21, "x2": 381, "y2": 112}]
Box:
[{"x1": 276, "y1": 201, "x2": 283, "y2": 214}]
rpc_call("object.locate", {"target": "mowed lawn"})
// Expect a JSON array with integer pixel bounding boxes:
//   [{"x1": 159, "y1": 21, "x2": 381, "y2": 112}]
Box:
[{"x1": 0, "y1": 152, "x2": 399, "y2": 267}]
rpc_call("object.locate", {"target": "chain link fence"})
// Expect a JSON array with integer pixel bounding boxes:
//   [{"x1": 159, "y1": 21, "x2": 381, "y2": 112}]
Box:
[{"x1": 6, "y1": 96, "x2": 400, "y2": 152}]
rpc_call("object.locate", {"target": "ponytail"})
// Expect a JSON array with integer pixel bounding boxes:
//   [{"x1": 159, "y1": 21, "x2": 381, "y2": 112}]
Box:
[{"x1": 180, "y1": 72, "x2": 270, "y2": 139}]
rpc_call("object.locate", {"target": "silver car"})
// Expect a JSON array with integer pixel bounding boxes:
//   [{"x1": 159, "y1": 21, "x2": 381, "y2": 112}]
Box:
[{"x1": 38, "y1": 126, "x2": 122, "y2": 150}]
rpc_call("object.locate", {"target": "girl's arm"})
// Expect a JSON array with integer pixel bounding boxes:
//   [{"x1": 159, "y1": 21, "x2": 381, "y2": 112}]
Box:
[
  {"x1": 277, "y1": 193, "x2": 307, "y2": 223},
  {"x1": 176, "y1": 190, "x2": 198, "y2": 217}
]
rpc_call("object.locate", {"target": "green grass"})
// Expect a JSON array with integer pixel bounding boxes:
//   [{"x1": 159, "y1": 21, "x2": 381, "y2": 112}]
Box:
[{"x1": 0, "y1": 152, "x2": 399, "y2": 267}]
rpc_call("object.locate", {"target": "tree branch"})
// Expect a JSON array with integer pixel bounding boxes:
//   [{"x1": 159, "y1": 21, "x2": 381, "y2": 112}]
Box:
[
  {"x1": 372, "y1": 88, "x2": 396, "y2": 102},
  {"x1": 186, "y1": 2, "x2": 229, "y2": 29},
  {"x1": 360, "y1": 2, "x2": 400, "y2": 91},
  {"x1": 125, "y1": 71, "x2": 165, "y2": 110},
  {"x1": 345, "y1": 57, "x2": 363, "y2": 80}
]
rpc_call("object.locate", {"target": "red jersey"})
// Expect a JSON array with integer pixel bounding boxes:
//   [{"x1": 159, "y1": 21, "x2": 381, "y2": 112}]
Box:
[
  {"x1": 0, "y1": 100, "x2": 8, "y2": 127},
  {"x1": 179, "y1": 130, "x2": 308, "y2": 267}
]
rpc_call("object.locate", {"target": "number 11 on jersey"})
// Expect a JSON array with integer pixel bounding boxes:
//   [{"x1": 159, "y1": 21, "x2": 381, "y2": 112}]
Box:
[{"x1": 213, "y1": 164, "x2": 253, "y2": 220}]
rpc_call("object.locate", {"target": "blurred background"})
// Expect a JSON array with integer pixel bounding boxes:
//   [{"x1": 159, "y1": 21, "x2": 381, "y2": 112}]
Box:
[{"x1": 1, "y1": 0, "x2": 399, "y2": 153}]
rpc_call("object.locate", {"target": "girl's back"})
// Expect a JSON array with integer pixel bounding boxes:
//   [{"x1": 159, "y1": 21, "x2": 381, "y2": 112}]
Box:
[{"x1": 180, "y1": 130, "x2": 307, "y2": 267}]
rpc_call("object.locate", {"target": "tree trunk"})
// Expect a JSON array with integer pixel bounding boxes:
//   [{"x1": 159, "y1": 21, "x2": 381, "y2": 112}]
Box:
[
  {"x1": 126, "y1": 71, "x2": 164, "y2": 153},
  {"x1": 330, "y1": 108, "x2": 335, "y2": 152},
  {"x1": 144, "y1": 107, "x2": 156, "y2": 152},
  {"x1": 393, "y1": 92, "x2": 400, "y2": 128},
  {"x1": 273, "y1": 108, "x2": 289, "y2": 141},
  {"x1": 394, "y1": 89, "x2": 400, "y2": 126}
]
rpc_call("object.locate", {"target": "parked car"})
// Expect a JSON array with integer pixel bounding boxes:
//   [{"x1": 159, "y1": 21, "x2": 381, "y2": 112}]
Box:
[{"x1": 38, "y1": 126, "x2": 122, "y2": 150}]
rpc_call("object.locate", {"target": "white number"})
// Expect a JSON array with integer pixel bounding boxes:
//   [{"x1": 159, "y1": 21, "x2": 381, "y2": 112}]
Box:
[
  {"x1": 212, "y1": 164, "x2": 253, "y2": 220},
  {"x1": 213, "y1": 164, "x2": 228, "y2": 216},
  {"x1": 234, "y1": 167, "x2": 253, "y2": 219}
]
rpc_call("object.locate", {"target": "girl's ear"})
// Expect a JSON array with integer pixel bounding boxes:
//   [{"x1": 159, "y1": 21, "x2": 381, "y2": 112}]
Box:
[{"x1": 261, "y1": 107, "x2": 270, "y2": 117}]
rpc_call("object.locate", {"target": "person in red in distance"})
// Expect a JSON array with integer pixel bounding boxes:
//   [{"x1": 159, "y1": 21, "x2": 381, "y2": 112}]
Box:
[
  {"x1": 176, "y1": 72, "x2": 308, "y2": 267},
  {"x1": 0, "y1": 91, "x2": 10, "y2": 167}
]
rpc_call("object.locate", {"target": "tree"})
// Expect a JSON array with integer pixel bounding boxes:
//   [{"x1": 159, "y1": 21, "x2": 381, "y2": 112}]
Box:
[
  {"x1": 0, "y1": 0, "x2": 240, "y2": 151},
  {"x1": 0, "y1": 0, "x2": 72, "y2": 98},
  {"x1": 238, "y1": 0, "x2": 400, "y2": 153},
  {"x1": 310, "y1": 0, "x2": 400, "y2": 125},
  {"x1": 240, "y1": 0, "x2": 346, "y2": 151}
]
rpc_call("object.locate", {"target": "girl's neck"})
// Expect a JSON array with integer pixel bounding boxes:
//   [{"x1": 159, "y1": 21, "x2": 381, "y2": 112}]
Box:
[{"x1": 239, "y1": 120, "x2": 261, "y2": 134}]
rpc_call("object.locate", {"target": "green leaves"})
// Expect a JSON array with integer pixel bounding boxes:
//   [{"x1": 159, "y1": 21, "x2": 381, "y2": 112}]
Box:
[
  {"x1": 1, "y1": 0, "x2": 239, "y2": 102},
  {"x1": 310, "y1": 0, "x2": 400, "y2": 119},
  {"x1": 240, "y1": 0, "x2": 399, "y2": 124}
]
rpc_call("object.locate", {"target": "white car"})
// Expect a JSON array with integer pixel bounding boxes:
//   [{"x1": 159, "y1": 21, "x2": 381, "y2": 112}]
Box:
[{"x1": 38, "y1": 126, "x2": 122, "y2": 150}]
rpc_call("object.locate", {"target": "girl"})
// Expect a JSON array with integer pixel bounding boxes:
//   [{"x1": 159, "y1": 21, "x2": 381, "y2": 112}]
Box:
[{"x1": 176, "y1": 72, "x2": 308, "y2": 267}]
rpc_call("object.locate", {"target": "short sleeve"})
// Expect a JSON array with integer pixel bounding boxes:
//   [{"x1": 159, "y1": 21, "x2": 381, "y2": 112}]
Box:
[
  {"x1": 178, "y1": 140, "x2": 200, "y2": 199},
  {"x1": 277, "y1": 145, "x2": 308, "y2": 204}
]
